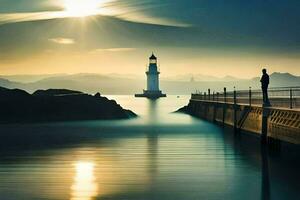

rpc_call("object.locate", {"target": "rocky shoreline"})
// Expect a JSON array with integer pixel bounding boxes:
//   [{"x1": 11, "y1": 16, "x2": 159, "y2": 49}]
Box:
[{"x1": 0, "y1": 87, "x2": 137, "y2": 123}]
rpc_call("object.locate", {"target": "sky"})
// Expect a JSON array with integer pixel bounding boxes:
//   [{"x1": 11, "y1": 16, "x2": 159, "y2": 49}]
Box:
[{"x1": 0, "y1": 0, "x2": 299, "y2": 78}]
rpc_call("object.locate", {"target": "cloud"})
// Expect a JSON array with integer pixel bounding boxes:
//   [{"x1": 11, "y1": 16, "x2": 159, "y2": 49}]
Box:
[
  {"x1": 115, "y1": 13, "x2": 191, "y2": 28},
  {"x1": 0, "y1": 11, "x2": 66, "y2": 25},
  {"x1": 91, "y1": 48, "x2": 136, "y2": 53},
  {"x1": 0, "y1": 10, "x2": 190, "y2": 28},
  {"x1": 49, "y1": 37, "x2": 75, "y2": 44}
]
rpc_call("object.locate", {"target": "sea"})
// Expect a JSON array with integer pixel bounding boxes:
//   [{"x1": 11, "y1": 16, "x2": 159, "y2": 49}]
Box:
[{"x1": 0, "y1": 95, "x2": 299, "y2": 200}]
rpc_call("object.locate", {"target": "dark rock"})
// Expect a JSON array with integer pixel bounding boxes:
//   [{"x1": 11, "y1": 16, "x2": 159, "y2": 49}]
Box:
[
  {"x1": 94, "y1": 92, "x2": 101, "y2": 98},
  {"x1": 33, "y1": 89, "x2": 83, "y2": 96},
  {"x1": 0, "y1": 87, "x2": 137, "y2": 124}
]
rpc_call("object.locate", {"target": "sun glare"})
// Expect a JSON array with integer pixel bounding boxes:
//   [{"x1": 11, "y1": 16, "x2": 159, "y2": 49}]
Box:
[
  {"x1": 71, "y1": 162, "x2": 98, "y2": 200},
  {"x1": 64, "y1": 0, "x2": 103, "y2": 17}
]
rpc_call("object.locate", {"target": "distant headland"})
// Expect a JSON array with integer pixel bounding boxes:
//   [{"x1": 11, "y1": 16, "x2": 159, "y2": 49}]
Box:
[{"x1": 0, "y1": 87, "x2": 137, "y2": 124}]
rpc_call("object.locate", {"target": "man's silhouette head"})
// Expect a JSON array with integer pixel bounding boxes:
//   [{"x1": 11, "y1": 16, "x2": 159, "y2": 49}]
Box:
[{"x1": 262, "y1": 68, "x2": 267, "y2": 74}]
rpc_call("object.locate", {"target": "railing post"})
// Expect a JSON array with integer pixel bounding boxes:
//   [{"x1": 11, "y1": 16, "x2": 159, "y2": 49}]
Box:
[
  {"x1": 234, "y1": 87, "x2": 237, "y2": 132},
  {"x1": 249, "y1": 87, "x2": 252, "y2": 107},
  {"x1": 222, "y1": 87, "x2": 227, "y2": 127},
  {"x1": 204, "y1": 92, "x2": 206, "y2": 101},
  {"x1": 224, "y1": 87, "x2": 227, "y2": 103},
  {"x1": 234, "y1": 87, "x2": 237, "y2": 105},
  {"x1": 217, "y1": 92, "x2": 219, "y2": 102},
  {"x1": 208, "y1": 89, "x2": 211, "y2": 101},
  {"x1": 290, "y1": 88, "x2": 293, "y2": 109}
]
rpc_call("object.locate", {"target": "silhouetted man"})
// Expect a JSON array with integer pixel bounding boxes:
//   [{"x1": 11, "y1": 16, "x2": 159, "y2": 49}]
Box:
[{"x1": 260, "y1": 68, "x2": 270, "y2": 106}]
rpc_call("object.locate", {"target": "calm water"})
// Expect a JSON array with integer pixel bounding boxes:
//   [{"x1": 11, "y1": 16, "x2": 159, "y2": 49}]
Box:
[{"x1": 0, "y1": 95, "x2": 299, "y2": 200}]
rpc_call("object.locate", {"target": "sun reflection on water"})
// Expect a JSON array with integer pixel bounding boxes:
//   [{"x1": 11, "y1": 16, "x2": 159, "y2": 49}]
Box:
[{"x1": 71, "y1": 162, "x2": 98, "y2": 200}]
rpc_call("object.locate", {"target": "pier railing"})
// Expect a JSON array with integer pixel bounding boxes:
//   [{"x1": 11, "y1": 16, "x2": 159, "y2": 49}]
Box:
[{"x1": 192, "y1": 87, "x2": 300, "y2": 109}]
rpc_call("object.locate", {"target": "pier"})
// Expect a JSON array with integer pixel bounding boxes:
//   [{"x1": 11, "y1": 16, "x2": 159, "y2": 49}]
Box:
[{"x1": 185, "y1": 87, "x2": 300, "y2": 145}]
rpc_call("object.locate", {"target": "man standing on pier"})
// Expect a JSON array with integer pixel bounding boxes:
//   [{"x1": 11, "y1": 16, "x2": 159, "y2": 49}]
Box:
[{"x1": 260, "y1": 68, "x2": 270, "y2": 106}]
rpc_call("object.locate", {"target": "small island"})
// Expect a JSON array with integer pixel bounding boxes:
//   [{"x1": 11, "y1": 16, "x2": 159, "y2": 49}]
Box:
[{"x1": 0, "y1": 87, "x2": 137, "y2": 123}]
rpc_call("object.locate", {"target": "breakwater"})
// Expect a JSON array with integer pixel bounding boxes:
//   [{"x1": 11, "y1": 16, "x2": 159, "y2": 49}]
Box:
[{"x1": 182, "y1": 92, "x2": 300, "y2": 145}]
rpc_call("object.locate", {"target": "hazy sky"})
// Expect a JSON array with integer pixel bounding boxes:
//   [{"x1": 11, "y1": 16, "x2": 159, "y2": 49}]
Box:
[{"x1": 0, "y1": 0, "x2": 299, "y2": 78}]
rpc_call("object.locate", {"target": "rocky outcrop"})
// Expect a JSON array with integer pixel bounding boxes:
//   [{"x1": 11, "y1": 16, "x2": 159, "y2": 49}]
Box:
[{"x1": 0, "y1": 87, "x2": 136, "y2": 123}]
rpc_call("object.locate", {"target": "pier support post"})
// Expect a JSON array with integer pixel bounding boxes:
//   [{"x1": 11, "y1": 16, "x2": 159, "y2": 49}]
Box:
[{"x1": 261, "y1": 107, "x2": 270, "y2": 144}]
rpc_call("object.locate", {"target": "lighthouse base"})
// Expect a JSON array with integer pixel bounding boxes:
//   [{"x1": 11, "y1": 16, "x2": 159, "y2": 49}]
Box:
[{"x1": 135, "y1": 90, "x2": 166, "y2": 99}]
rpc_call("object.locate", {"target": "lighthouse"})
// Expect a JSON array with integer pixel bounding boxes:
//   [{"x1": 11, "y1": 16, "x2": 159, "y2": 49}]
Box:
[{"x1": 135, "y1": 53, "x2": 166, "y2": 99}]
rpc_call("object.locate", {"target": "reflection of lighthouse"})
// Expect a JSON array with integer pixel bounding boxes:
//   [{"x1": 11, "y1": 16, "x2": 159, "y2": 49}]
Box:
[{"x1": 135, "y1": 53, "x2": 166, "y2": 99}]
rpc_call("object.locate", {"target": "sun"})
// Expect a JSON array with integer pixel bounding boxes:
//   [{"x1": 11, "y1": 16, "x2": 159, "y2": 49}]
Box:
[{"x1": 64, "y1": 0, "x2": 103, "y2": 17}]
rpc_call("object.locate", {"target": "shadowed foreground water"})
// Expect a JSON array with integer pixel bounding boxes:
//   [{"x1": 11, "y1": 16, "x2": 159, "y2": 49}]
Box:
[{"x1": 0, "y1": 95, "x2": 299, "y2": 200}]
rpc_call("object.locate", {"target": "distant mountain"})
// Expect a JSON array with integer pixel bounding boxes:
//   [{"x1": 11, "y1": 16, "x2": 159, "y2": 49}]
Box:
[
  {"x1": 163, "y1": 74, "x2": 218, "y2": 82},
  {"x1": 252, "y1": 72, "x2": 300, "y2": 88},
  {"x1": 0, "y1": 78, "x2": 12, "y2": 87},
  {"x1": 162, "y1": 74, "x2": 244, "y2": 82},
  {"x1": 0, "y1": 78, "x2": 22, "y2": 88},
  {"x1": 27, "y1": 74, "x2": 145, "y2": 94},
  {"x1": 0, "y1": 72, "x2": 299, "y2": 95},
  {"x1": 0, "y1": 74, "x2": 67, "y2": 83},
  {"x1": 269, "y1": 72, "x2": 300, "y2": 87},
  {"x1": 221, "y1": 76, "x2": 242, "y2": 82}
]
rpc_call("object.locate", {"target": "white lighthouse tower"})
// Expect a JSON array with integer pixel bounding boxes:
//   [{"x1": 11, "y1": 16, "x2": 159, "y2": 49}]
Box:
[{"x1": 135, "y1": 53, "x2": 166, "y2": 99}]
